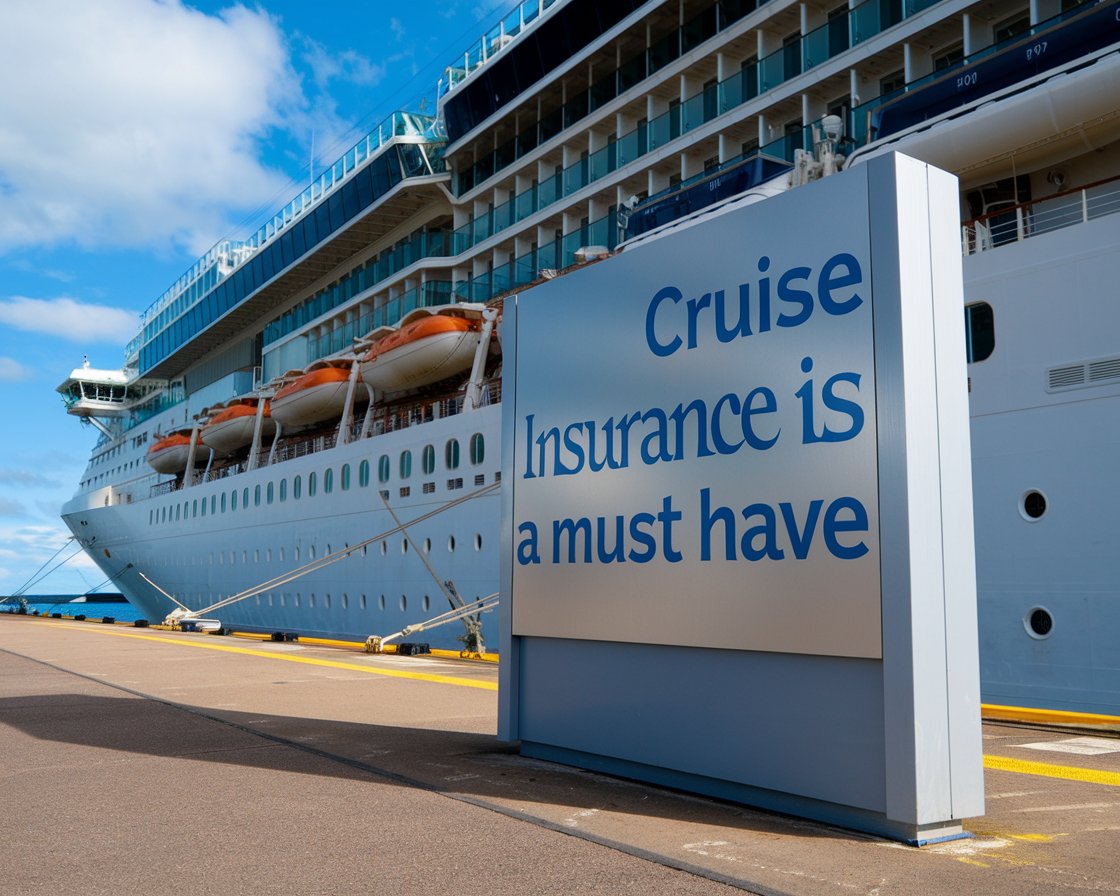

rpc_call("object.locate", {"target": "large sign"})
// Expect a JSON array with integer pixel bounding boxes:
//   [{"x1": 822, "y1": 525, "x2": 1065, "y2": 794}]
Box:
[
  {"x1": 509, "y1": 166, "x2": 881, "y2": 658},
  {"x1": 500, "y1": 154, "x2": 984, "y2": 843}
]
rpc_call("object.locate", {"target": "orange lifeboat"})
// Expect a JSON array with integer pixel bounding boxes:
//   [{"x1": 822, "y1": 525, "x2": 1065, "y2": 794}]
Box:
[
  {"x1": 270, "y1": 363, "x2": 358, "y2": 429},
  {"x1": 147, "y1": 432, "x2": 199, "y2": 474},
  {"x1": 202, "y1": 400, "x2": 275, "y2": 454},
  {"x1": 360, "y1": 314, "x2": 480, "y2": 393}
]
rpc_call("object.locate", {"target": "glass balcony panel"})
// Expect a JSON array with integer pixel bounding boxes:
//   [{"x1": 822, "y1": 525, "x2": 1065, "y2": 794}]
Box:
[
  {"x1": 589, "y1": 144, "x2": 611, "y2": 181},
  {"x1": 681, "y1": 93, "x2": 707, "y2": 133},
  {"x1": 803, "y1": 25, "x2": 830, "y2": 71},
  {"x1": 850, "y1": 0, "x2": 882, "y2": 45},
  {"x1": 759, "y1": 49, "x2": 785, "y2": 92},
  {"x1": 617, "y1": 129, "x2": 640, "y2": 168},
  {"x1": 515, "y1": 186, "x2": 536, "y2": 220},
  {"x1": 539, "y1": 173, "x2": 560, "y2": 207},
  {"x1": 649, "y1": 111, "x2": 672, "y2": 150},
  {"x1": 493, "y1": 200, "x2": 512, "y2": 234},
  {"x1": 563, "y1": 163, "x2": 587, "y2": 196}
]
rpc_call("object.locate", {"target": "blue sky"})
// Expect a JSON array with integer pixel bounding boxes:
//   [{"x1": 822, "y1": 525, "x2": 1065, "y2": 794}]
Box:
[{"x1": 0, "y1": 0, "x2": 510, "y2": 596}]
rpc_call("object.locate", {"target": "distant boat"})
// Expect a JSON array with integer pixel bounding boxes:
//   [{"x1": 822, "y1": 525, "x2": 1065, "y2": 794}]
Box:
[
  {"x1": 360, "y1": 312, "x2": 480, "y2": 393},
  {"x1": 270, "y1": 362, "x2": 359, "y2": 429},
  {"x1": 202, "y1": 399, "x2": 275, "y2": 453}
]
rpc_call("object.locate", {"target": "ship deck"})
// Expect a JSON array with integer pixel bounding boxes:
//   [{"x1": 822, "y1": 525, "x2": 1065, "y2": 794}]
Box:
[{"x1": 3, "y1": 614, "x2": 1120, "y2": 895}]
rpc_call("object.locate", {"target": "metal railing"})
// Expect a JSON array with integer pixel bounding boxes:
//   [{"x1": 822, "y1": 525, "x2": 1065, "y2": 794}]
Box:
[{"x1": 962, "y1": 175, "x2": 1120, "y2": 255}]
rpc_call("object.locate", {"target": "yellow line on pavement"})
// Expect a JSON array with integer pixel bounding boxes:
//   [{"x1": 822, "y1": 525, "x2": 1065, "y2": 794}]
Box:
[
  {"x1": 984, "y1": 755, "x2": 1120, "y2": 787},
  {"x1": 983, "y1": 703, "x2": 1120, "y2": 727},
  {"x1": 27, "y1": 620, "x2": 497, "y2": 691}
]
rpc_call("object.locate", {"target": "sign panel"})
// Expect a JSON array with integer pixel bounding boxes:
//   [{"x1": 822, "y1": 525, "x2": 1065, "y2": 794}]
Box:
[{"x1": 509, "y1": 168, "x2": 881, "y2": 658}]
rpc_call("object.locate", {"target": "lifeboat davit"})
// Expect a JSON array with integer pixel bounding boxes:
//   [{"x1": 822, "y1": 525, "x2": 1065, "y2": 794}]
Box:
[
  {"x1": 202, "y1": 400, "x2": 275, "y2": 454},
  {"x1": 360, "y1": 314, "x2": 480, "y2": 393},
  {"x1": 147, "y1": 432, "x2": 199, "y2": 474},
  {"x1": 270, "y1": 363, "x2": 358, "y2": 429}
]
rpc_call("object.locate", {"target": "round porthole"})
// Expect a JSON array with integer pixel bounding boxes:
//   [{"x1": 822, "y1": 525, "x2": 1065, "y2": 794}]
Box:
[
  {"x1": 1019, "y1": 490, "x2": 1047, "y2": 521},
  {"x1": 1024, "y1": 606, "x2": 1054, "y2": 640}
]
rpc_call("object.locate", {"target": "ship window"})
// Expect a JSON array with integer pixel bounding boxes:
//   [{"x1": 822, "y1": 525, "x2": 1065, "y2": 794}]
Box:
[
  {"x1": 342, "y1": 593, "x2": 348, "y2": 610},
  {"x1": 380, "y1": 540, "x2": 387, "y2": 555},
  {"x1": 399, "y1": 450, "x2": 412, "y2": 479},
  {"x1": 965, "y1": 302, "x2": 994, "y2": 363},
  {"x1": 243, "y1": 487, "x2": 250, "y2": 508},
  {"x1": 192, "y1": 500, "x2": 197, "y2": 518},
  {"x1": 209, "y1": 496, "x2": 215, "y2": 515},
  {"x1": 1025, "y1": 606, "x2": 1053, "y2": 639},
  {"x1": 421, "y1": 444, "x2": 435, "y2": 475},
  {"x1": 358, "y1": 460, "x2": 369, "y2": 488},
  {"x1": 379, "y1": 594, "x2": 385, "y2": 610},
  {"x1": 293, "y1": 475, "x2": 302, "y2": 499},
  {"x1": 378, "y1": 455, "x2": 390, "y2": 483},
  {"x1": 309, "y1": 593, "x2": 315, "y2": 608},
  {"x1": 879, "y1": 68, "x2": 905, "y2": 98},
  {"x1": 445, "y1": 439, "x2": 460, "y2": 470},
  {"x1": 448, "y1": 536, "x2": 456, "y2": 552},
  {"x1": 254, "y1": 549, "x2": 259, "y2": 562},
  {"x1": 400, "y1": 595, "x2": 407, "y2": 611},
  {"x1": 423, "y1": 538, "x2": 431, "y2": 554},
  {"x1": 402, "y1": 539, "x2": 409, "y2": 555},
  {"x1": 308, "y1": 471, "x2": 318, "y2": 496},
  {"x1": 1020, "y1": 489, "x2": 1047, "y2": 521},
  {"x1": 933, "y1": 40, "x2": 963, "y2": 72},
  {"x1": 220, "y1": 493, "x2": 227, "y2": 512},
  {"x1": 279, "y1": 479, "x2": 287, "y2": 502},
  {"x1": 341, "y1": 464, "x2": 351, "y2": 491},
  {"x1": 474, "y1": 533, "x2": 482, "y2": 551},
  {"x1": 324, "y1": 468, "x2": 334, "y2": 494},
  {"x1": 469, "y1": 433, "x2": 484, "y2": 465},
  {"x1": 325, "y1": 594, "x2": 331, "y2": 609},
  {"x1": 360, "y1": 594, "x2": 367, "y2": 610},
  {"x1": 254, "y1": 485, "x2": 261, "y2": 506},
  {"x1": 294, "y1": 546, "x2": 300, "y2": 562},
  {"x1": 423, "y1": 595, "x2": 430, "y2": 612},
  {"x1": 310, "y1": 544, "x2": 316, "y2": 560},
  {"x1": 175, "y1": 504, "x2": 181, "y2": 521},
  {"x1": 266, "y1": 482, "x2": 273, "y2": 504},
  {"x1": 231, "y1": 490, "x2": 239, "y2": 511}
]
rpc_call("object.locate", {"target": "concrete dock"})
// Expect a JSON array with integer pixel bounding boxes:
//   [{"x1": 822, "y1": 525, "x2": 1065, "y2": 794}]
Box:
[{"x1": 3, "y1": 615, "x2": 1120, "y2": 895}]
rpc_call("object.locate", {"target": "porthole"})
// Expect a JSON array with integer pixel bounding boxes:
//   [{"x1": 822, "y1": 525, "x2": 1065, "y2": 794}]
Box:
[
  {"x1": 423, "y1": 594, "x2": 431, "y2": 612},
  {"x1": 378, "y1": 455, "x2": 390, "y2": 483},
  {"x1": 358, "y1": 460, "x2": 369, "y2": 488},
  {"x1": 293, "y1": 475, "x2": 302, "y2": 499},
  {"x1": 254, "y1": 484, "x2": 262, "y2": 506},
  {"x1": 309, "y1": 544, "x2": 316, "y2": 560},
  {"x1": 220, "y1": 493, "x2": 227, "y2": 512},
  {"x1": 325, "y1": 594, "x2": 331, "y2": 609},
  {"x1": 423, "y1": 538, "x2": 431, "y2": 554},
  {"x1": 1019, "y1": 490, "x2": 1047, "y2": 521},
  {"x1": 445, "y1": 439, "x2": 460, "y2": 470},
  {"x1": 379, "y1": 594, "x2": 386, "y2": 610},
  {"x1": 279, "y1": 479, "x2": 287, "y2": 502},
  {"x1": 103, "y1": 548, "x2": 112, "y2": 559},
  {"x1": 309, "y1": 593, "x2": 315, "y2": 608},
  {"x1": 360, "y1": 594, "x2": 367, "y2": 610},
  {"x1": 964, "y1": 302, "x2": 995, "y2": 363},
  {"x1": 243, "y1": 487, "x2": 250, "y2": 508},
  {"x1": 470, "y1": 432, "x2": 485, "y2": 465},
  {"x1": 448, "y1": 535, "x2": 456, "y2": 552},
  {"x1": 324, "y1": 468, "x2": 333, "y2": 494},
  {"x1": 422, "y1": 444, "x2": 435, "y2": 475},
  {"x1": 402, "y1": 539, "x2": 409, "y2": 554},
  {"x1": 266, "y1": 482, "x2": 274, "y2": 504},
  {"x1": 1024, "y1": 606, "x2": 1054, "y2": 640},
  {"x1": 231, "y1": 490, "x2": 239, "y2": 511},
  {"x1": 400, "y1": 594, "x2": 408, "y2": 611},
  {"x1": 308, "y1": 471, "x2": 317, "y2": 497},
  {"x1": 399, "y1": 450, "x2": 412, "y2": 480},
  {"x1": 342, "y1": 593, "x2": 348, "y2": 610},
  {"x1": 341, "y1": 464, "x2": 350, "y2": 491},
  {"x1": 474, "y1": 533, "x2": 482, "y2": 551},
  {"x1": 380, "y1": 540, "x2": 387, "y2": 556}
]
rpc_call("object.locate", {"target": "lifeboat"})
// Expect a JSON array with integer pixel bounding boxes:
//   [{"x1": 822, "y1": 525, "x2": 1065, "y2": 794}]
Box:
[
  {"x1": 360, "y1": 313, "x2": 481, "y2": 393},
  {"x1": 270, "y1": 362, "x2": 359, "y2": 429},
  {"x1": 202, "y1": 399, "x2": 275, "y2": 454},
  {"x1": 147, "y1": 432, "x2": 199, "y2": 474}
]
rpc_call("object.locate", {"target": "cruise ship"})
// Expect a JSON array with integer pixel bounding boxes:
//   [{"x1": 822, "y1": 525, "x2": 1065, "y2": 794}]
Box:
[{"x1": 58, "y1": 0, "x2": 1120, "y2": 711}]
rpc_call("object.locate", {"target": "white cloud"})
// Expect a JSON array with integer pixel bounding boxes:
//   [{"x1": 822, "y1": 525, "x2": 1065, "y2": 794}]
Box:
[
  {"x1": 0, "y1": 498, "x2": 24, "y2": 516},
  {"x1": 0, "y1": 469, "x2": 57, "y2": 487},
  {"x1": 0, "y1": 357, "x2": 30, "y2": 381},
  {"x1": 0, "y1": 297, "x2": 136, "y2": 343},
  {"x1": 0, "y1": 0, "x2": 306, "y2": 256}
]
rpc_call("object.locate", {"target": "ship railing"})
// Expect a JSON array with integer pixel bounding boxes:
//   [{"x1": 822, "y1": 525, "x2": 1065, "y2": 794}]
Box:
[{"x1": 962, "y1": 174, "x2": 1120, "y2": 255}]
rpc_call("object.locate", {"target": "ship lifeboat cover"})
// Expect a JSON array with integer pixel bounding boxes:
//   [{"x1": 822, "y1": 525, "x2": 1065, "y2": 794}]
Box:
[
  {"x1": 359, "y1": 305, "x2": 490, "y2": 393},
  {"x1": 147, "y1": 431, "x2": 199, "y2": 474}
]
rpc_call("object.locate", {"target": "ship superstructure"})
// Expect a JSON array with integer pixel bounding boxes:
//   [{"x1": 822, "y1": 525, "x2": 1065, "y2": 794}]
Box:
[{"x1": 59, "y1": 0, "x2": 1120, "y2": 710}]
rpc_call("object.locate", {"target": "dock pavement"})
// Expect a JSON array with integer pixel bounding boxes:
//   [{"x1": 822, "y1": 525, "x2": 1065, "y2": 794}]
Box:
[{"x1": 2, "y1": 614, "x2": 1120, "y2": 895}]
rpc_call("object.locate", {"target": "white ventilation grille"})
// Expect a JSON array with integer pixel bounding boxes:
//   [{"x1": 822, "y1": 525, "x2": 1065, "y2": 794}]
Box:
[{"x1": 1048, "y1": 356, "x2": 1120, "y2": 392}]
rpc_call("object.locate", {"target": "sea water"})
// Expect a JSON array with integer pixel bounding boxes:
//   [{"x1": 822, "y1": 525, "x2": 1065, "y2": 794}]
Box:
[{"x1": 4, "y1": 596, "x2": 146, "y2": 623}]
